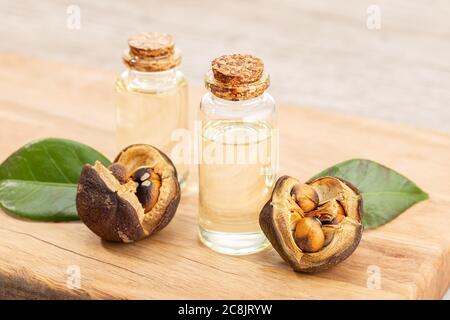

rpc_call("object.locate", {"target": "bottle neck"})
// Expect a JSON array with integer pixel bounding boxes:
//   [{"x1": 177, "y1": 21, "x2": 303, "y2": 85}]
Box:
[
  {"x1": 202, "y1": 91, "x2": 275, "y2": 120},
  {"x1": 122, "y1": 67, "x2": 181, "y2": 92},
  {"x1": 209, "y1": 93, "x2": 265, "y2": 107}
]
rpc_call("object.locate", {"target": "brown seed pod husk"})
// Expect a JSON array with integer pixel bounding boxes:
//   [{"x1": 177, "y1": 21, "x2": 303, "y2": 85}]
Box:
[
  {"x1": 259, "y1": 175, "x2": 363, "y2": 273},
  {"x1": 76, "y1": 144, "x2": 180, "y2": 243}
]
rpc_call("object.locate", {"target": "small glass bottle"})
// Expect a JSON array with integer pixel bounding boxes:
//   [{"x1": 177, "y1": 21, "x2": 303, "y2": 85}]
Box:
[
  {"x1": 115, "y1": 32, "x2": 189, "y2": 187},
  {"x1": 198, "y1": 54, "x2": 278, "y2": 255}
]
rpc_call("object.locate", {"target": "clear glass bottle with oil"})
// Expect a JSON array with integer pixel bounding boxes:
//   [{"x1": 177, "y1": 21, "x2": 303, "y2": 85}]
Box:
[
  {"x1": 198, "y1": 54, "x2": 278, "y2": 255},
  {"x1": 116, "y1": 32, "x2": 189, "y2": 187}
]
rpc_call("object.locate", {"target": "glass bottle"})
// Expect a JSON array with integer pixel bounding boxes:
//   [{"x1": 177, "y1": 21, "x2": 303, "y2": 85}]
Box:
[
  {"x1": 115, "y1": 32, "x2": 189, "y2": 188},
  {"x1": 198, "y1": 54, "x2": 278, "y2": 255}
]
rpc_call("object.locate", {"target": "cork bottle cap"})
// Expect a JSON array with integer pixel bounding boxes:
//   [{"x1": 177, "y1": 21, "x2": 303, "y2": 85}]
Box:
[
  {"x1": 128, "y1": 32, "x2": 175, "y2": 58},
  {"x1": 206, "y1": 54, "x2": 269, "y2": 101},
  {"x1": 212, "y1": 54, "x2": 264, "y2": 85},
  {"x1": 123, "y1": 32, "x2": 181, "y2": 72}
]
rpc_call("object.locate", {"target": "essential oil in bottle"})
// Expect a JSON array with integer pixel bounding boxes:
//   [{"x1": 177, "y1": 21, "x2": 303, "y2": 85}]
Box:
[
  {"x1": 116, "y1": 32, "x2": 189, "y2": 187},
  {"x1": 198, "y1": 54, "x2": 278, "y2": 255}
]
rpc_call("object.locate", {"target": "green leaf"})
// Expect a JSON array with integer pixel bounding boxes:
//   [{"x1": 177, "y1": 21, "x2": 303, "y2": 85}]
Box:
[
  {"x1": 309, "y1": 159, "x2": 428, "y2": 229},
  {"x1": 0, "y1": 138, "x2": 111, "y2": 221}
]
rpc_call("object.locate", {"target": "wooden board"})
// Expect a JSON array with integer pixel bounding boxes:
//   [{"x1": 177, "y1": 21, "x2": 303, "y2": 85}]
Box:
[{"x1": 0, "y1": 54, "x2": 449, "y2": 299}]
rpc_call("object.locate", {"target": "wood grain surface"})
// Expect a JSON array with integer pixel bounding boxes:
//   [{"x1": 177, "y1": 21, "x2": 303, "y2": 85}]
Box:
[
  {"x1": 0, "y1": 0, "x2": 449, "y2": 132},
  {"x1": 0, "y1": 54, "x2": 449, "y2": 299}
]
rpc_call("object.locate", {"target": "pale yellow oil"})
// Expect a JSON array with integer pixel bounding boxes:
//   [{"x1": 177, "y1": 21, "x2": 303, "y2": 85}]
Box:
[
  {"x1": 198, "y1": 119, "x2": 277, "y2": 254},
  {"x1": 115, "y1": 76, "x2": 189, "y2": 186}
]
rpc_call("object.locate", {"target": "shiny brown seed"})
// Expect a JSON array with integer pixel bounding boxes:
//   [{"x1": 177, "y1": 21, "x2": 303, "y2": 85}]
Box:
[
  {"x1": 131, "y1": 167, "x2": 153, "y2": 182},
  {"x1": 291, "y1": 183, "x2": 319, "y2": 212},
  {"x1": 130, "y1": 166, "x2": 161, "y2": 212},
  {"x1": 294, "y1": 217, "x2": 325, "y2": 253}
]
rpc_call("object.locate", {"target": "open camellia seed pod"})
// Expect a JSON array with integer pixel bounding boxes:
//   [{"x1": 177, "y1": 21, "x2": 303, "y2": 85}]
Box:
[
  {"x1": 76, "y1": 144, "x2": 180, "y2": 243},
  {"x1": 259, "y1": 175, "x2": 363, "y2": 272}
]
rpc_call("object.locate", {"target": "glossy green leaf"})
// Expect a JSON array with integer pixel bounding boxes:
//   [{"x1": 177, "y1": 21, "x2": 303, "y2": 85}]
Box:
[
  {"x1": 0, "y1": 138, "x2": 111, "y2": 221},
  {"x1": 309, "y1": 159, "x2": 428, "y2": 229}
]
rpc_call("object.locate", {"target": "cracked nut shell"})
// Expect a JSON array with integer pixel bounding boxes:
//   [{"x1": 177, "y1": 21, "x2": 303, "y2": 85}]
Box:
[
  {"x1": 76, "y1": 144, "x2": 180, "y2": 243},
  {"x1": 259, "y1": 175, "x2": 363, "y2": 272}
]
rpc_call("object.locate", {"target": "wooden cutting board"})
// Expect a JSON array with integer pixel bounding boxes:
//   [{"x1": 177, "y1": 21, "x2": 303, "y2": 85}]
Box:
[{"x1": 0, "y1": 54, "x2": 449, "y2": 299}]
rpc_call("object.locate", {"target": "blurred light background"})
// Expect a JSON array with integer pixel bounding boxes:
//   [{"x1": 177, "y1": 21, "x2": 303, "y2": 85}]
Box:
[{"x1": 0, "y1": 0, "x2": 449, "y2": 132}]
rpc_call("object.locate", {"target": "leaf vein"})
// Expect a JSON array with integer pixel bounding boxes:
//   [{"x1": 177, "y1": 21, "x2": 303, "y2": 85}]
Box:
[{"x1": 42, "y1": 145, "x2": 71, "y2": 183}]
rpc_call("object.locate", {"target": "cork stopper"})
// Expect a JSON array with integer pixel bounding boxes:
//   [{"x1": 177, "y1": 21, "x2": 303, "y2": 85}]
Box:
[
  {"x1": 206, "y1": 54, "x2": 269, "y2": 101},
  {"x1": 123, "y1": 32, "x2": 181, "y2": 72},
  {"x1": 212, "y1": 54, "x2": 264, "y2": 85}
]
